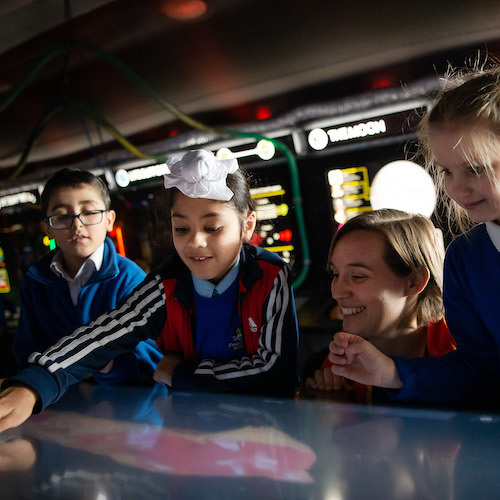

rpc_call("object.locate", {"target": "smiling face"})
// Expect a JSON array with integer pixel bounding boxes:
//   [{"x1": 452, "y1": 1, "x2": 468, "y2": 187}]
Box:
[
  {"x1": 171, "y1": 193, "x2": 256, "y2": 284},
  {"x1": 428, "y1": 125, "x2": 500, "y2": 225},
  {"x1": 329, "y1": 230, "x2": 418, "y2": 341},
  {"x1": 44, "y1": 184, "x2": 115, "y2": 276}
]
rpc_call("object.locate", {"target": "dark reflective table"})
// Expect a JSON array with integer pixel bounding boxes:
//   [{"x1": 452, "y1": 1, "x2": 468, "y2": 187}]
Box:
[{"x1": 1, "y1": 381, "x2": 500, "y2": 499}]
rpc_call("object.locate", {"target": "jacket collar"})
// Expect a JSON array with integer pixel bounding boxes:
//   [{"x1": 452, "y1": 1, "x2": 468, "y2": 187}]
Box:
[
  {"x1": 27, "y1": 237, "x2": 119, "y2": 286},
  {"x1": 173, "y1": 244, "x2": 264, "y2": 310},
  {"x1": 238, "y1": 244, "x2": 264, "y2": 291}
]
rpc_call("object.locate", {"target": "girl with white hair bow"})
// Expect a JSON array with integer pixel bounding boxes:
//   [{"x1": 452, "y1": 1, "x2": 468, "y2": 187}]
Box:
[{"x1": 0, "y1": 150, "x2": 299, "y2": 432}]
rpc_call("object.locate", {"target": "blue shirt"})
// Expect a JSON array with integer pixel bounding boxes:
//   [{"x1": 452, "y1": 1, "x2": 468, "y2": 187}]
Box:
[
  {"x1": 192, "y1": 258, "x2": 245, "y2": 361},
  {"x1": 191, "y1": 256, "x2": 240, "y2": 298}
]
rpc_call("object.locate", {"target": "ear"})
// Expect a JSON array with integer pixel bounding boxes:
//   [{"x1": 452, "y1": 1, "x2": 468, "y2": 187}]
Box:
[
  {"x1": 242, "y1": 210, "x2": 257, "y2": 242},
  {"x1": 105, "y1": 209, "x2": 116, "y2": 232},
  {"x1": 405, "y1": 267, "x2": 430, "y2": 296},
  {"x1": 42, "y1": 220, "x2": 54, "y2": 240}
]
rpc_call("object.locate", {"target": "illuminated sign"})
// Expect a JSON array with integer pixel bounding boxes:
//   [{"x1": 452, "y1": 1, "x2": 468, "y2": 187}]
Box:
[
  {"x1": 255, "y1": 199, "x2": 289, "y2": 221},
  {"x1": 115, "y1": 163, "x2": 170, "y2": 188},
  {"x1": 305, "y1": 107, "x2": 425, "y2": 153},
  {"x1": 309, "y1": 120, "x2": 387, "y2": 150},
  {"x1": 0, "y1": 191, "x2": 38, "y2": 209},
  {"x1": 328, "y1": 167, "x2": 371, "y2": 224},
  {"x1": 250, "y1": 184, "x2": 294, "y2": 264},
  {"x1": 251, "y1": 185, "x2": 285, "y2": 198}
]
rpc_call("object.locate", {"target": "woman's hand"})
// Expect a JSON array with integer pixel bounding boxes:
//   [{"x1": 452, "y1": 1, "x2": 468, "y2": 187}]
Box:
[
  {"x1": 329, "y1": 331, "x2": 403, "y2": 389},
  {"x1": 153, "y1": 353, "x2": 183, "y2": 387},
  {"x1": 0, "y1": 386, "x2": 39, "y2": 433},
  {"x1": 305, "y1": 367, "x2": 353, "y2": 392}
]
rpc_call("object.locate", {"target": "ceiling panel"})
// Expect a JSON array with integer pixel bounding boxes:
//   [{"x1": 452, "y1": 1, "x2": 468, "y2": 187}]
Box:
[{"x1": 1, "y1": 0, "x2": 500, "y2": 183}]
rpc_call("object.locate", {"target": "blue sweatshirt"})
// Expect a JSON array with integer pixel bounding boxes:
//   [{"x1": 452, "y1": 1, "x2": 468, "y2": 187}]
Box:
[
  {"x1": 392, "y1": 224, "x2": 500, "y2": 402},
  {"x1": 14, "y1": 237, "x2": 162, "y2": 384},
  {"x1": 7, "y1": 245, "x2": 299, "y2": 410}
]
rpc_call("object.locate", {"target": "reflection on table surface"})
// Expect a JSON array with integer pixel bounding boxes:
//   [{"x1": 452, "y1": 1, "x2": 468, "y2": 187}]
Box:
[{"x1": 1, "y1": 382, "x2": 500, "y2": 499}]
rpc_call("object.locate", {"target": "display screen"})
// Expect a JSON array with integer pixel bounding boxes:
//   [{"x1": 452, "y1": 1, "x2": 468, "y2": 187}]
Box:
[
  {"x1": 247, "y1": 163, "x2": 301, "y2": 280},
  {"x1": 327, "y1": 166, "x2": 371, "y2": 225}
]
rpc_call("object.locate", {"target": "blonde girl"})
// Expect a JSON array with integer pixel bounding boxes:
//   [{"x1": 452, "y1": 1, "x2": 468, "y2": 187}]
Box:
[{"x1": 329, "y1": 65, "x2": 500, "y2": 403}]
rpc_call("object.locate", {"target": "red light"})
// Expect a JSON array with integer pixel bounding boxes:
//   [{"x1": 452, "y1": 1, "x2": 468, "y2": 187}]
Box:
[
  {"x1": 279, "y1": 229, "x2": 292, "y2": 242},
  {"x1": 109, "y1": 227, "x2": 126, "y2": 256},
  {"x1": 371, "y1": 77, "x2": 394, "y2": 89},
  {"x1": 115, "y1": 227, "x2": 126, "y2": 257},
  {"x1": 256, "y1": 105, "x2": 272, "y2": 120},
  {"x1": 249, "y1": 233, "x2": 263, "y2": 246},
  {"x1": 169, "y1": 129, "x2": 179, "y2": 137},
  {"x1": 162, "y1": 0, "x2": 207, "y2": 20}
]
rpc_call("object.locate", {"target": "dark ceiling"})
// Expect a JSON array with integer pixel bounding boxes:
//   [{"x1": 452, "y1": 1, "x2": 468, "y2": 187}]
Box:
[{"x1": 1, "y1": 0, "x2": 500, "y2": 186}]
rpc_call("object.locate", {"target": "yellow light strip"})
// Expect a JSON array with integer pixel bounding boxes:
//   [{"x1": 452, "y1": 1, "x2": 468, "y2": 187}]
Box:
[
  {"x1": 251, "y1": 189, "x2": 285, "y2": 199},
  {"x1": 263, "y1": 245, "x2": 294, "y2": 253}
]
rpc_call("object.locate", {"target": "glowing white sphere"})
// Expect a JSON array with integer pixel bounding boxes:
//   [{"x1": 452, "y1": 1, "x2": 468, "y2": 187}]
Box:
[{"x1": 370, "y1": 160, "x2": 436, "y2": 217}]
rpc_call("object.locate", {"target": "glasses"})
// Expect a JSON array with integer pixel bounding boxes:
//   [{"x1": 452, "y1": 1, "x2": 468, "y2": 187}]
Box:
[{"x1": 46, "y1": 210, "x2": 108, "y2": 229}]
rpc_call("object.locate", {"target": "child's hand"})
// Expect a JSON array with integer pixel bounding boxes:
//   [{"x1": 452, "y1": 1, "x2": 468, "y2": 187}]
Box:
[
  {"x1": 305, "y1": 367, "x2": 353, "y2": 392},
  {"x1": 99, "y1": 360, "x2": 114, "y2": 374},
  {"x1": 0, "y1": 386, "x2": 39, "y2": 433},
  {"x1": 0, "y1": 439, "x2": 36, "y2": 471},
  {"x1": 328, "y1": 331, "x2": 403, "y2": 389},
  {"x1": 153, "y1": 353, "x2": 183, "y2": 387}
]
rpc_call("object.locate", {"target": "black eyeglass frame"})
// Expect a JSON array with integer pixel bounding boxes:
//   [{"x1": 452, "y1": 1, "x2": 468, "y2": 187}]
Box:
[{"x1": 45, "y1": 209, "x2": 108, "y2": 229}]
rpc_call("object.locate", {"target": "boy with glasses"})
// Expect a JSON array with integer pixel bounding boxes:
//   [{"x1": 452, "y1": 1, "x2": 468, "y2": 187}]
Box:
[{"x1": 13, "y1": 168, "x2": 162, "y2": 384}]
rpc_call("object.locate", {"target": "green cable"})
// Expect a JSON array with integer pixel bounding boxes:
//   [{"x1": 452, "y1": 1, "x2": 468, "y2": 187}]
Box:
[
  {"x1": 0, "y1": 45, "x2": 68, "y2": 114},
  {"x1": 65, "y1": 98, "x2": 166, "y2": 162},
  {"x1": 219, "y1": 128, "x2": 311, "y2": 289},
  {"x1": 70, "y1": 41, "x2": 215, "y2": 133},
  {"x1": 0, "y1": 41, "x2": 211, "y2": 133},
  {"x1": 3, "y1": 98, "x2": 164, "y2": 184},
  {"x1": 4, "y1": 103, "x2": 63, "y2": 181},
  {"x1": 0, "y1": 40, "x2": 310, "y2": 289}
]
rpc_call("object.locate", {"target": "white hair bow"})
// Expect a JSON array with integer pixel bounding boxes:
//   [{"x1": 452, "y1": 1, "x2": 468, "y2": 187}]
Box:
[{"x1": 163, "y1": 150, "x2": 239, "y2": 201}]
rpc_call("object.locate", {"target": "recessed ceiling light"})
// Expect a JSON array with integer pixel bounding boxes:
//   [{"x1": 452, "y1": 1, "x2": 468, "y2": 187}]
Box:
[{"x1": 161, "y1": 0, "x2": 207, "y2": 21}]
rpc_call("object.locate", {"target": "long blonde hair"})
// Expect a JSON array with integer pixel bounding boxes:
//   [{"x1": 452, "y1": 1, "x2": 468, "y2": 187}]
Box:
[{"x1": 417, "y1": 60, "x2": 500, "y2": 232}]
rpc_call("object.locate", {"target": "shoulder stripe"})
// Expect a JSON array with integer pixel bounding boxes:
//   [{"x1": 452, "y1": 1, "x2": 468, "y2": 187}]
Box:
[
  {"x1": 28, "y1": 275, "x2": 166, "y2": 371},
  {"x1": 40, "y1": 278, "x2": 161, "y2": 358}
]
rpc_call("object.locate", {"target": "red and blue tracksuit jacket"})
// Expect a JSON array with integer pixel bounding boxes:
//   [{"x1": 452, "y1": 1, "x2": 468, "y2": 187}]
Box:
[{"x1": 6, "y1": 244, "x2": 299, "y2": 411}]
